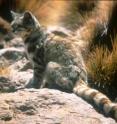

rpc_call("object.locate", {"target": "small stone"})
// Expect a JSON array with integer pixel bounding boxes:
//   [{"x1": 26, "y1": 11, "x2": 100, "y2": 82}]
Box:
[{"x1": 0, "y1": 110, "x2": 13, "y2": 121}]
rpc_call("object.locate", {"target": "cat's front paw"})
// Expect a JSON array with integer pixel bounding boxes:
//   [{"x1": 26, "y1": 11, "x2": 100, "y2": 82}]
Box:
[{"x1": 25, "y1": 78, "x2": 42, "y2": 89}]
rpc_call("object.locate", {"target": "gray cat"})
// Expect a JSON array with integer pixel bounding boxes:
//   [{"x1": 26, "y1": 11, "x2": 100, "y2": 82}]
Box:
[{"x1": 11, "y1": 11, "x2": 117, "y2": 121}]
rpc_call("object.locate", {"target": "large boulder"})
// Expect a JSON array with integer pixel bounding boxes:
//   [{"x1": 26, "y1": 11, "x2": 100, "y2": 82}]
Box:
[{"x1": 0, "y1": 88, "x2": 116, "y2": 124}]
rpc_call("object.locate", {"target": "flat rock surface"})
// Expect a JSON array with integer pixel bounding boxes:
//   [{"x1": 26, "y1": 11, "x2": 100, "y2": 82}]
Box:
[{"x1": 0, "y1": 88, "x2": 116, "y2": 124}]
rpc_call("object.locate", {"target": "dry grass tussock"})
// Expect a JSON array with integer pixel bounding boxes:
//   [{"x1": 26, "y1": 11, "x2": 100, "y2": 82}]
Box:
[{"x1": 87, "y1": 35, "x2": 117, "y2": 99}]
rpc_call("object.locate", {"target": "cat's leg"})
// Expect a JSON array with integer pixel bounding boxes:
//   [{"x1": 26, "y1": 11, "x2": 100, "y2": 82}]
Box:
[
  {"x1": 41, "y1": 62, "x2": 87, "y2": 91},
  {"x1": 26, "y1": 65, "x2": 45, "y2": 88},
  {"x1": 40, "y1": 61, "x2": 61, "y2": 88}
]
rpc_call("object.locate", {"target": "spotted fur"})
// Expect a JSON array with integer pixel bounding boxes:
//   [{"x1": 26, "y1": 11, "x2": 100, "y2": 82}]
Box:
[{"x1": 11, "y1": 7, "x2": 117, "y2": 121}]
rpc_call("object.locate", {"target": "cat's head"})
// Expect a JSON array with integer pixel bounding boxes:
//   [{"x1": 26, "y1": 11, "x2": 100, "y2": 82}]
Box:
[{"x1": 11, "y1": 11, "x2": 40, "y2": 35}]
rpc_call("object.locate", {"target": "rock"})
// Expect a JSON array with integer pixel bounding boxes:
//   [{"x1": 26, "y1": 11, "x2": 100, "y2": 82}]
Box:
[
  {"x1": 0, "y1": 46, "x2": 30, "y2": 92},
  {"x1": 0, "y1": 88, "x2": 116, "y2": 124},
  {"x1": 0, "y1": 76, "x2": 16, "y2": 92},
  {"x1": 0, "y1": 43, "x2": 4, "y2": 49},
  {"x1": 0, "y1": 47, "x2": 25, "y2": 62},
  {"x1": 0, "y1": 57, "x2": 33, "y2": 92},
  {"x1": 7, "y1": 37, "x2": 24, "y2": 48},
  {"x1": 0, "y1": 37, "x2": 25, "y2": 65},
  {"x1": 9, "y1": 57, "x2": 33, "y2": 89}
]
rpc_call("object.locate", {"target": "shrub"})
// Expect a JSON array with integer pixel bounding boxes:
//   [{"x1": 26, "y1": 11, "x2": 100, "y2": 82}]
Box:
[{"x1": 87, "y1": 35, "x2": 117, "y2": 100}]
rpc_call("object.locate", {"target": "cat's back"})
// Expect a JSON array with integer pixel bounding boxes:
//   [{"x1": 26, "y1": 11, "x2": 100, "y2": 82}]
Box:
[{"x1": 45, "y1": 26, "x2": 85, "y2": 68}]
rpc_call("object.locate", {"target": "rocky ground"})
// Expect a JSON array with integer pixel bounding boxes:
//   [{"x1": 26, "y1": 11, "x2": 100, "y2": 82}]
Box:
[{"x1": 0, "y1": 37, "x2": 116, "y2": 124}]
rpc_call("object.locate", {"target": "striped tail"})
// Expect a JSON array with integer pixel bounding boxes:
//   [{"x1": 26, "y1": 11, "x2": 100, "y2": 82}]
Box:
[{"x1": 73, "y1": 79, "x2": 117, "y2": 121}]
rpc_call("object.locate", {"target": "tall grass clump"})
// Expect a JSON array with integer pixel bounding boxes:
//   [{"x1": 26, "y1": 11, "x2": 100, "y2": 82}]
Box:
[{"x1": 87, "y1": 36, "x2": 117, "y2": 100}]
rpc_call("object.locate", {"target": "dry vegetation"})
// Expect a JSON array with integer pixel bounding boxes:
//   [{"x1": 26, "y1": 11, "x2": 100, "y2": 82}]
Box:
[
  {"x1": 16, "y1": 0, "x2": 70, "y2": 26},
  {"x1": 87, "y1": 36, "x2": 117, "y2": 99},
  {"x1": 16, "y1": 0, "x2": 96, "y2": 29}
]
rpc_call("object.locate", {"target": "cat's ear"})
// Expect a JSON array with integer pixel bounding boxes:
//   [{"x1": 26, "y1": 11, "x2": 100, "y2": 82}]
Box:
[
  {"x1": 23, "y1": 11, "x2": 33, "y2": 21},
  {"x1": 23, "y1": 11, "x2": 40, "y2": 28},
  {"x1": 11, "y1": 11, "x2": 18, "y2": 19},
  {"x1": 23, "y1": 11, "x2": 35, "y2": 26}
]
